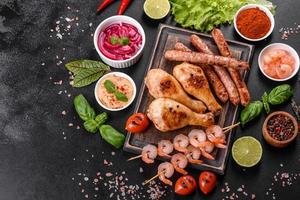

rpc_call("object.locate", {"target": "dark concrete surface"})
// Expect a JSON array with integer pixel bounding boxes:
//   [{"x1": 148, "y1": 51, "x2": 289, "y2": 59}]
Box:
[{"x1": 0, "y1": 0, "x2": 300, "y2": 199}]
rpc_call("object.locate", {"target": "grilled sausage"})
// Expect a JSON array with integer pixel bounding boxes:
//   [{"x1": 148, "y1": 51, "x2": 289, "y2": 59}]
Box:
[
  {"x1": 211, "y1": 28, "x2": 251, "y2": 106},
  {"x1": 174, "y1": 42, "x2": 229, "y2": 103},
  {"x1": 190, "y1": 35, "x2": 240, "y2": 105},
  {"x1": 165, "y1": 50, "x2": 249, "y2": 71}
]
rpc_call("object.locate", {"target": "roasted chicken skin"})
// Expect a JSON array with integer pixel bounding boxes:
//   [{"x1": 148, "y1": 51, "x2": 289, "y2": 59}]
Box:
[
  {"x1": 147, "y1": 98, "x2": 215, "y2": 132},
  {"x1": 173, "y1": 63, "x2": 222, "y2": 115},
  {"x1": 145, "y1": 69, "x2": 207, "y2": 113}
]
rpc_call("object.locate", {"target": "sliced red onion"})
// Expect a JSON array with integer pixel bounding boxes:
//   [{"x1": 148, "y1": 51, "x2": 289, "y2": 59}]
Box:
[{"x1": 98, "y1": 22, "x2": 142, "y2": 60}]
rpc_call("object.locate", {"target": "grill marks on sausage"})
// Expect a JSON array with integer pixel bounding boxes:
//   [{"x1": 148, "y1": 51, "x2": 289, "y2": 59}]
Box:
[
  {"x1": 211, "y1": 28, "x2": 251, "y2": 106},
  {"x1": 190, "y1": 34, "x2": 240, "y2": 105},
  {"x1": 164, "y1": 50, "x2": 249, "y2": 70}
]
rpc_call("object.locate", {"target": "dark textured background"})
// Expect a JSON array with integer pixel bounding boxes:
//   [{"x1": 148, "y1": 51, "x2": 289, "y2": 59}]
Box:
[{"x1": 0, "y1": 0, "x2": 300, "y2": 199}]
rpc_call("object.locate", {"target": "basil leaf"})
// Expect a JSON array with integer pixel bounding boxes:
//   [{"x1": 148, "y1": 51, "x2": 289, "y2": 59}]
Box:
[
  {"x1": 240, "y1": 101, "x2": 263, "y2": 126},
  {"x1": 115, "y1": 91, "x2": 128, "y2": 102},
  {"x1": 74, "y1": 94, "x2": 96, "y2": 121},
  {"x1": 104, "y1": 80, "x2": 116, "y2": 93},
  {"x1": 65, "y1": 60, "x2": 110, "y2": 75},
  {"x1": 110, "y1": 36, "x2": 119, "y2": 45},
  {"x1": 119, "y1": 37, "x2": 130, "y2": 46},
  {"x1": 262, "y1": 92, "x2": 270, "y2": 114},
  {"x1": 83, "y1": 119, "x2": 98, "y2": 133},
  {"x1": 99, "y1": 125, "x2": 125, "y2": 149},
  {"x1": 73, "y1": 68, "x2": 106, "y2": 88},
  {"x1": 95, "y1": 112, "x2": 108, "y2": 126},
  {"x1": 268, "y1": 84, "x2": 293, "y2": 105}
]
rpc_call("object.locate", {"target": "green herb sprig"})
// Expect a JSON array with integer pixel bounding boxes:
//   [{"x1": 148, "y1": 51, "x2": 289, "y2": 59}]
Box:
[
  {"x1": 240, "y1": 84, "x2": 293, "y2": 126},
  {"x1": 65, "y1": 60, "x2": 110, "y2": 88},
  {"x1": 104, "y1": 80, "x2": 128, "y2": 102},
  {"x1": 110, "y1": 36, "x2": 130, "y2": 46}
]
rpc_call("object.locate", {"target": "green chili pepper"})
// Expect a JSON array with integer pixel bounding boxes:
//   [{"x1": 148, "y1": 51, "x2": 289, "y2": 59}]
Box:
[
  {"x1": 99, "y1": 125, "x2": 125, "y2": 149},
  {"x1": 74, "y1": 94, "x2": 96, "y2": 121}
]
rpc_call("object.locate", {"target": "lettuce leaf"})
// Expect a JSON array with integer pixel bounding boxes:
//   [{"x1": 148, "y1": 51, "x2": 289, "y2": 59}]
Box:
[{"x1": 170, "y1": 0, "x2": 276, "y2": 32}]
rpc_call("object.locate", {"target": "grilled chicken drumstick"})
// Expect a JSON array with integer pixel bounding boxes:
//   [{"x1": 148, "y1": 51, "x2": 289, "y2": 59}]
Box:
[
  {"x1": 211, "y1": 28, "x2": 251, "y2": 106},
  {"x1": 174, "y1": 42, "x2": 229, "y2": 103},
  {"x1": 147, "y1": 98, "x2": 215, "y2": 132},
  {"x1": 145, "y1": 69, "x2": 207, "y2": 113},
  {"x1": 173, "y1": 62, "x2": 222, "y2": 115}
]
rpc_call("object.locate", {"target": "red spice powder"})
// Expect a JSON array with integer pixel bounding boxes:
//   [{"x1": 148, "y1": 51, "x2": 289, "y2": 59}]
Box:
[{"x1": 237, "y1": 7, "x2": 271, "y2": 39}]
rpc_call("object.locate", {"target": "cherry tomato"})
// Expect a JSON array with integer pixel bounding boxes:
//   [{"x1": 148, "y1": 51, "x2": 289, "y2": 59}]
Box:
[
  {"x1": 199, "y1": 171, "x2": 217, "y2": 195},
  {"x1": 174, "y1": 175, "x2": 197, "y2": 196},
  {"x1": 125, "y1": 113, "x2": 149, "y2": 133}
]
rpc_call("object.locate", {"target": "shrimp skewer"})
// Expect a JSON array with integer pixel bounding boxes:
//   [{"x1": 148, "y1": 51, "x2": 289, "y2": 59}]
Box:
[
  {"x1": 140, "y1": 144, "x2": 158, "y2": 164},
  {"x1": 143, "y1": 162, "x2": 174, "y2": 186},
  {"x1": 185, "y1": 145, "x2": 203, "y2": 164},
  {"x1": 171, "y1": 153, "x2": 189, "y2": 175},
  {"x1": 188, "y1": 129, "x2": 215, "y2": 160},
  {"x1": 206, "y1": 125, "x2": 227, "y2": 149},
  {"x1": 157, "y1": 140, "x2": 174, "y2": 158},
  {"x1": 173, "y1": 134, "x2": 189, "y2": 153}
]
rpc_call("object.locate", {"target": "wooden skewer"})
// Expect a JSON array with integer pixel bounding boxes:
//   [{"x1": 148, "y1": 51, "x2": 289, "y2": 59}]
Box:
[
  {"x1": 222, "y1": 122, "x2": 240, "y2": 132},
  {"x1": 143, "y1": 171, "x2": 165, "y2": 185},
  {"x1": 127, "y1": 154, "x2": 142, "y2": 161}
]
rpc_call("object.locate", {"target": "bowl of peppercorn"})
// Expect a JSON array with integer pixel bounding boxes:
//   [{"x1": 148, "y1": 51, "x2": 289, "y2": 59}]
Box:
[{"x1": 263, "y1": 111, "x2": 299, "y2": 148}]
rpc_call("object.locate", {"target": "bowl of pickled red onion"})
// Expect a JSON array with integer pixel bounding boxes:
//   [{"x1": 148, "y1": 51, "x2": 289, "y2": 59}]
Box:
[
  {"x1": 94, "y1": 15, "x2": 145, "y2": 68},
  {"x1": 258, "y1": 43, "x2": 299, "y2": 81}
]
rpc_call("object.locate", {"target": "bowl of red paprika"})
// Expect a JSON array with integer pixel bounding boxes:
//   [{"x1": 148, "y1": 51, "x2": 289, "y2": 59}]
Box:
[{"x1": 234, "y1": 4, "x2": 275, "y2": 41}]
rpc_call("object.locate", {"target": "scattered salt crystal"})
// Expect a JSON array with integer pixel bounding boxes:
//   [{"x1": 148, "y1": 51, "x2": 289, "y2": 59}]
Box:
[
  {"x1": 139, "y1": 167, "x2": 143, "y2": 173},
  {"x1": 106, "y1": 173, "x2": 113, "y2": 177},
  {"x1": 65, "y1": 17, "x2": 74, "y2": 22},
  {"x1": 56, "y1": 33, "x2": 62, "y2": 39},
  {"x1": 62, "y1": 110, "x2": 66, "y2": 115},
  {"x1": 68, "y1": 123, "x2": 73, "y2": 127},
  {"x1": 84, "y1": 177, "x2": 89, "y2": 181},
  {"x1": 89, "y1": 23, "x2": 93, "y2": 27}
]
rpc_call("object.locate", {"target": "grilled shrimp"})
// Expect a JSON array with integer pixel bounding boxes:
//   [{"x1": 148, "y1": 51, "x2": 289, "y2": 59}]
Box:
[
  {"x1": 188, "y1": 129, "x2": 215, "y2": 160},
  {"x1": 185, "y1": 145, "x2": 202, "y2": 164},
  {"x1": 171, "y1": 153, "x2": 188, "y2": 175},
  {"x1": 158, "y1": 162, "x2": 174, "y2": 186},
  {"x1": 173, "y1": 134, "x2": 189, "y2": 153},
  {"x1": 142, "y1": 144, "x2": 157, "y2": 164},
  {"x1": 158, "y1": 140, "x2": 174, "y2": 158},
  {"x1": 206, "y1": 125, "x2": 227, "y2": 149}
]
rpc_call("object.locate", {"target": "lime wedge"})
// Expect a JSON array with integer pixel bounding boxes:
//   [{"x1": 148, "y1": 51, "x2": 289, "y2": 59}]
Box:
[
  {"x1": 143, "y1": 0, "x2": 170, "y2": 20},
  {"x1": 232, "y1": 136, "x2": 263, "y2": 167}
]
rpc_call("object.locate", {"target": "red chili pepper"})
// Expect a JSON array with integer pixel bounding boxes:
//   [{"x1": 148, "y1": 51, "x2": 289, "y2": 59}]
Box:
[
  {"x1": 117, "y1": 0, "x2": 132, "y2": 15},
  {"x1": 96, "y1": 0, "x2": 114, "y2": 13}
]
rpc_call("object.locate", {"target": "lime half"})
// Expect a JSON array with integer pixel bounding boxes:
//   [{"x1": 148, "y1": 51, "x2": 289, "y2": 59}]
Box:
[
  {"x1": 143, "y1": 0, "x2": 170, "y2": 19},
  {"x1": 232, "y1": 136, "x2": 263, "y2": 167}
]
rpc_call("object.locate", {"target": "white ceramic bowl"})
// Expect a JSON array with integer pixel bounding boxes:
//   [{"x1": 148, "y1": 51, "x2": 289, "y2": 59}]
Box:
[
  {"x1": 234, "y1": 4, "x2": 275, "y2": 42},
  {"x1": 94, "y1": 72, "x2": 137, "y2": 111},
  {"x1": 94, "y1": 15, "x2": 146, "y2": 68},
  {"x1": 258, "y1": 43, "x2": 300, "y2": 81}
]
